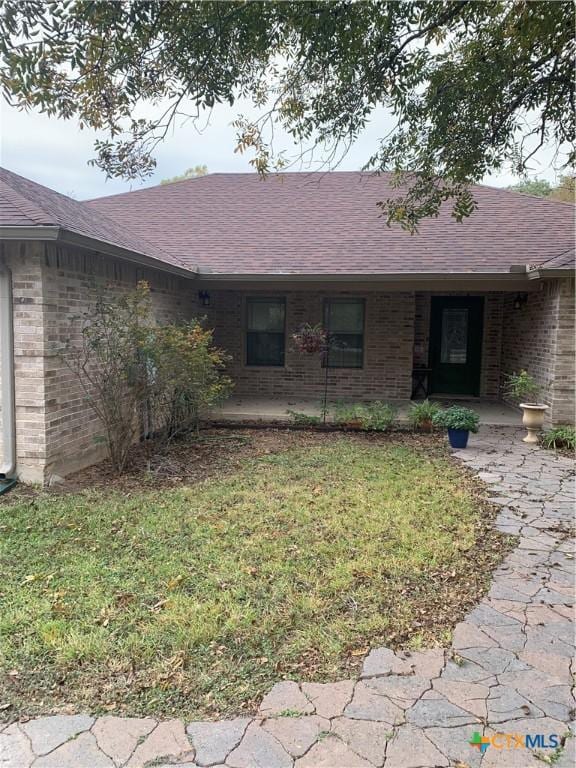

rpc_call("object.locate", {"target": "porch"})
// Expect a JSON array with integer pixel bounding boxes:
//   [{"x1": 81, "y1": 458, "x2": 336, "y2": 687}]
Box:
[
  {"x1": 200, "y1": 282, "x2": 574, "y2": 428},
  {"x1": 207, "y1": 395, "x2": 520, "y2": 426}
]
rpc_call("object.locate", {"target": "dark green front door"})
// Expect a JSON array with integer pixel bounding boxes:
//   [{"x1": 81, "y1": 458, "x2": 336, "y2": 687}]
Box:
[{"x1": 429, "y1": 297, "x2": 484, "y2": 396}]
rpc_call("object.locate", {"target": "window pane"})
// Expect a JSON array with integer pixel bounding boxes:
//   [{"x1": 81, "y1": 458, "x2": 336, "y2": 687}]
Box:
[
  {"x1": 327, "y1": 333, "x2": 363, "y2": 368},
  {"x1": 441, "y1": 308, "x2": 468, "y2": 364},
  {"x1": 326, "y1": 299, "x2": 364, "y2": 332},
  {"x1": 247, "y1": 332, "x2": 285, "y2": 366},
  {"x1": 247, "y1": 299, "x2": 285, "y2": 331}
]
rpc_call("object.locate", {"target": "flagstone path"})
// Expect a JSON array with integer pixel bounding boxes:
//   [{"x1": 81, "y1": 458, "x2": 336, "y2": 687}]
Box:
[{"x1": 2, "y1": 427, "x2": 574, "y2": 768}]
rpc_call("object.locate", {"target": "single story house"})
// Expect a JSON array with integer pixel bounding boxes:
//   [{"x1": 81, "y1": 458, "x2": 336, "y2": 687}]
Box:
[{"x1": 0, "y1": 167, "x2": 574, "y2": 483}]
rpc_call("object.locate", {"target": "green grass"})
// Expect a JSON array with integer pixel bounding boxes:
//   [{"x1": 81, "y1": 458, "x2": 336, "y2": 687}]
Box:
[{"x1": 0, "y1": 437, "x2": 508, "y2": 719}]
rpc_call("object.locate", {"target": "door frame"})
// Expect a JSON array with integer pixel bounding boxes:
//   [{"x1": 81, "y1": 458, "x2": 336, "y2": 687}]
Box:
[{"x1": 428, "y1": 296, "x2": 484, "y2": 397}]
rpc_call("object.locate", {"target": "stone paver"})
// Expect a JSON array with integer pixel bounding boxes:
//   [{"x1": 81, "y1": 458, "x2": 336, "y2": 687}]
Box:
[
  {"x1": 187, "y1": 718, "x2": 250, "y2": 766},
  {"x1": 92, "y1": 715, "x2": 156, "y2": 765},
  {"x1": 262, "y1": 715, "x2": 329, "y2": 758},
  {"x1": 125, "y1": 720, "x2": 194, "y2": 767},
  {"x1": 34, "y1": 731, "x2": 114, "y2": 768},
  {"x1": 20, "y1": 714, "x2": 94, "y2": 755},
  {"x1": 300, "y1": 680, "x2": 354, "y2": 719},
  {"x1": 295, "y1": 735, "x2": 373, "y2": 767},
  {"x1": 226, "y1": 722, "x2": 292, "y2": 768},
  {"x1": 259, "y1": 681, "x2": 314, "y2": 716},
  {"x1": 2, "y1": 428, "x2": 573, "y2": 768},
  {"x1": 0, "y1": 723, "x2": 35, "y2": 768}
]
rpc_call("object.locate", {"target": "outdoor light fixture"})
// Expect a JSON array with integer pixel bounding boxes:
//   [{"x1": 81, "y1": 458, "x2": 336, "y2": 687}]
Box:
[
  {"x1": 513, "y1": 293, "x2": 528, "y2": 310},
  {"x1": 198, "y1": 290, "x2": 211, "y2": 307}
]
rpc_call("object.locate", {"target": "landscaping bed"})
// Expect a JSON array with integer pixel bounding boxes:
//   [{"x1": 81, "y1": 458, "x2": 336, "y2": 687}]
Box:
[{"x1": 0, "y1": 430, "x2": 513, "y2": 721}]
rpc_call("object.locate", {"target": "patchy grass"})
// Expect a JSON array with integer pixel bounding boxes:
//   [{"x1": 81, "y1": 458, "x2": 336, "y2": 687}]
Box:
[{"x1": 0, "y1": 433, "x2": 510, "y2": 720}]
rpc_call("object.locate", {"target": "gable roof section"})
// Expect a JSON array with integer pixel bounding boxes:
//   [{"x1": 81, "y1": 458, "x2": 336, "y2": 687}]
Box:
[
  {"x1": 87, "y1": 172, "x2": 575, "y2": 276},
  {"x1": 0, "y1": 167, "x2": 191, "y2": 274}
]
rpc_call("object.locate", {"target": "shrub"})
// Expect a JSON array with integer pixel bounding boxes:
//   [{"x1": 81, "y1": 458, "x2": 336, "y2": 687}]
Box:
[
  {"x1": 66, "y1": 283, "x2": 232, "y2": 473},
  {"x1": 287, "y1": 410, "x2": 322, "y2": 426},
  {"x1": 541, "y1": 425, "x2": 576, "y2": 451},
  {"x1": 504, "y1": 370, "x2": 541, "y2": 403},
  {"x1": 408, "y1": 399, "x2": 442, "y2": 430},
  {"x1": 432, "y1": 406, "x2": 480, "y2": 433},
  {"x1": 332, "y1": 401, "x2": 396, "y2": 431}
]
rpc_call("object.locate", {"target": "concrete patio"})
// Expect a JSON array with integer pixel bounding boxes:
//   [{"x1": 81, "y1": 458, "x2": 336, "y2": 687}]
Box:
[
  {"x1": 2, "y1": 426, "x2": 574, "y2": 768},
  {"x1": 208, "y1": 396, "x2": 520, "y2": 426}
]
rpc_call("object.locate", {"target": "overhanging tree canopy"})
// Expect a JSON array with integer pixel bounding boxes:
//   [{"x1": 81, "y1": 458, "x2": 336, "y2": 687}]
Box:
[{"x1": 1, "y1": 0, "x2": 573, "y2": 229}]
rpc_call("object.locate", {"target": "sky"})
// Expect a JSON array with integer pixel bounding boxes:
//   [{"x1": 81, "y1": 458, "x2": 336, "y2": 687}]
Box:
[{"x1": 0, "y1": 96, "x2": 564, "y2": 201}]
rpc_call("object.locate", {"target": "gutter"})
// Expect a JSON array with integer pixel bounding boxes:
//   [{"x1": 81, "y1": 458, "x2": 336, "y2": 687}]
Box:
[
  {"x1": 0, "y1": 261, "x2": 16, "y2": 482},
  {"x1": 0, "y1": 226, "x2": 198, "y2": 280},
  {"x1": 196, "y1": 270, "x2": 535, "y2": 283}
]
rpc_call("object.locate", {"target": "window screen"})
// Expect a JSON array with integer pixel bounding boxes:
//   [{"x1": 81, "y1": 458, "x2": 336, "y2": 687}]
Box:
[
  {"x1": 324, "y1": 298, "x2": 364, "y2": 368},
  {"x1": 246, "y1": 298, "x2": 286, "y2": 366}
]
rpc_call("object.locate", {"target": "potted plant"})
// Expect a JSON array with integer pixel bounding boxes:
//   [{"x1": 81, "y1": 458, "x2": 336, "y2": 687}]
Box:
[
  {"x1": 432, "y1": 406, "x2": 480, "y2": 449},
  {"x1": 407, "y1": 399, "x2": 441, "y2": 432},
  {"x1": 504, "y1": 370, "x2": 548, "y2": 444}
]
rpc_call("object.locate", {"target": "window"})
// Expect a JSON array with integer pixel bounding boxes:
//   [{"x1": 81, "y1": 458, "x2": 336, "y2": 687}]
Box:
[
  {"x1": 246, "y1": 297, "x2": 286, "y2": 366},
  {"x1": 440, "y1": 308, "x2": 469, "y2": 364},
  {"x1": 324, "y1": 298, "x2": 365, "y2": 368}
]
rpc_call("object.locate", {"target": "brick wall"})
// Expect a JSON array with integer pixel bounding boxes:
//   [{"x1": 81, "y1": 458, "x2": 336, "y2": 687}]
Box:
[
  {"x1": 205, "y1": 290, "x2": 415, "y2": 401},
  {"x1": 0, "y1": 240, "x2": 197, "y2": 482},
  {"x1": 501, "y1": 277, "x2": 575, "y2": 425}
]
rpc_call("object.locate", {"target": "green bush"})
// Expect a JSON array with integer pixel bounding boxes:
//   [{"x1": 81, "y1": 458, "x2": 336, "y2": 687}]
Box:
[
  {"x1": 287, "y1": 410, "x2": 322, "y2": 426},
  {"x1": 408, "y1": 399, "x2": 442, "y2": 429},
  {"x1": 66, "y1": 282, "x2": 232, "y2": 472},
  {"x1": 432, "y1": 406, "x2": 480, "y2": 433},
  {"x1": 504, "y1": 369, "x2": 541, "y2": 403},
  {"x1": 541, "y1": 425, "x2": 576, "y2": 451},
  {"x1": 332, "y1": 401, "x2": 396, "y2": 431}
]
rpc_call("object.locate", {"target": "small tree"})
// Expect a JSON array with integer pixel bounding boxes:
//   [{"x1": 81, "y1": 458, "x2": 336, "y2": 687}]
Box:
[{"x1": 66, "y1": 282, "x2": 231, "y2": 473}]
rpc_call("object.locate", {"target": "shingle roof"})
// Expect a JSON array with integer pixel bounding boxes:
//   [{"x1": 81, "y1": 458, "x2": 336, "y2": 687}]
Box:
[
  {"x1": 87, "y1": 172, "x2": 575, "y2": 276},
  {"x1": 535, "y1": 248, "x2": 575, "y2": 271},
  {"x1": 0, "y1": 167, "x2": 188, "y2": 271}
]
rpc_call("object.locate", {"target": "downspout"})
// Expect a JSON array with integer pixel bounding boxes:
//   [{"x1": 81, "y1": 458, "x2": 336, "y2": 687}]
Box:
[{"x1": 0, "y1": 262, "x2": 17, "y2": 491}]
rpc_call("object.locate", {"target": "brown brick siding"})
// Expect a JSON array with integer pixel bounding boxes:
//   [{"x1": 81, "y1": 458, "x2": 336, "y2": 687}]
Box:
[
  {"x1": 205, "y1": 290, "x2": 415, "y2": 401},
  {"x1": 1, "y1": 240, "x2": 197, "y2": 482},
  {"x1": 501, "y1": 278, "x2": 575, "y2": 425}
]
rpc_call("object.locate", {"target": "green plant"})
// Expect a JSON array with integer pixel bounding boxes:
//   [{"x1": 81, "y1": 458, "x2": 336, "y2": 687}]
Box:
[
  {"x1": 332, "y1": 401, "x2": 395, "y2": 431},
  {"x1": 65, "y1": 282, "x2": 231, "y2": 472},
  {"x1": 361, "y1": 401, "x2": 396, "y2": 432},
  {"x1": 286, "y1": 410, "x2": 321, "y2": 427},
  {"x1": 432, "y1": 406, "x2": 480, "y2": 433},
  {"x1": 504, "y1": 370, "x2": 541, "y2": 403},
  {"x1": 408, "y1": 400, "x2": 442, "y2": 430},
  {"x1": 541, "y1": 425, "x2": 576, "y2": 451}
]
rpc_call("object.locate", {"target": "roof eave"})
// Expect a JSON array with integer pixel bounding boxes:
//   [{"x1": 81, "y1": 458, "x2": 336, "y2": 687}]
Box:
[
  {"x1": 195, "y1": 270, "x2": 534, "y2": 283},
  {"x1": 0, "y1": 225, "x2": 197, "y2": 280},
  {"x1": 528, "y1": 267, "x2": 575, "y2": 280}
]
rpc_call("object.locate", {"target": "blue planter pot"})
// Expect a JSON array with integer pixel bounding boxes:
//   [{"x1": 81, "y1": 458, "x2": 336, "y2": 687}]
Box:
[{"x1": 447, "y1": 428, "x2": 470, "y2": 449}]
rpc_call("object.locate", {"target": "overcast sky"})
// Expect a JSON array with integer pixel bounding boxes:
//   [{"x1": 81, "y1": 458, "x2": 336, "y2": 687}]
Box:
[{"x1": 0, "y1": 96, "x2": 564, "y2": 200}]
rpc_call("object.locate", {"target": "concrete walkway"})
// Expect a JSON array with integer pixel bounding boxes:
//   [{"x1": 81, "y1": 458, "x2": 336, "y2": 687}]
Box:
[
  {"x1": 2, "y1": 428, "x2": 574, "y2": 768},
  {"x1": 208, "y1": 396, "x2": 520, "y2": 427}
]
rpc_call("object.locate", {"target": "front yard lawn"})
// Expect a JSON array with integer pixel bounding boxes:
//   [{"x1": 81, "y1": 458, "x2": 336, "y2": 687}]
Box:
[{"x1": 0, "y1": 432, "x2": 509, "y2": 720}]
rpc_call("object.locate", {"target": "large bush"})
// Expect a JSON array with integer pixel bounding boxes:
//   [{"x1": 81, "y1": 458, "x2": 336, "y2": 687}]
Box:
[{"x1": 66, "y1": 282, "x2": 231, "y2": 472}]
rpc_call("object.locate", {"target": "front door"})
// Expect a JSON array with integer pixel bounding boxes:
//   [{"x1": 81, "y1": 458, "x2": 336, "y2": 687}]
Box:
[{"x1": 429, "y1": 297, "x2": 484, "y2": 396}]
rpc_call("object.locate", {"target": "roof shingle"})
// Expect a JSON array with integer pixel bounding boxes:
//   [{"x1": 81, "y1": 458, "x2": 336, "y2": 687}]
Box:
[
  {"x1": 87, "y1": 172, "x2": 575, "y2": 276},
  {"x1": 0, "y1": 167, "x2": 188, "y2": 271}
]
